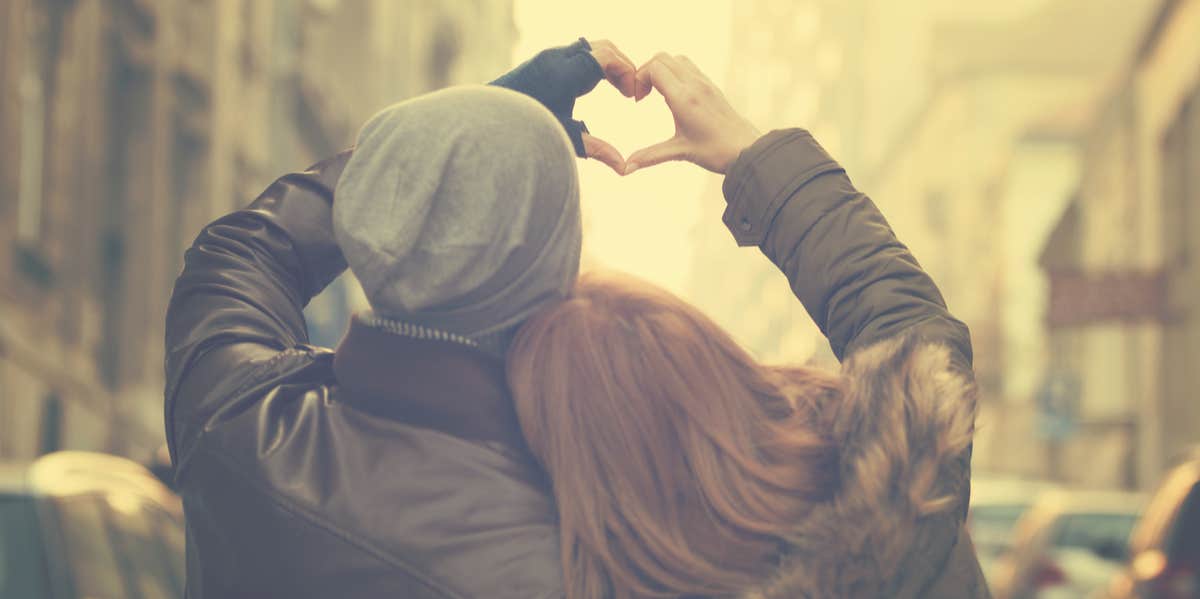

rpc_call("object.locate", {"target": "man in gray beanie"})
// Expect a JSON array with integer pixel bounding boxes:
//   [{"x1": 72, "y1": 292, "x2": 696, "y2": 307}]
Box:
[
  {"x1": 164, "y1": 39, "x2": 635, "y2": 598},
  {"x1": 333, "y1": 85, "x2": 582, "y2": 353}
]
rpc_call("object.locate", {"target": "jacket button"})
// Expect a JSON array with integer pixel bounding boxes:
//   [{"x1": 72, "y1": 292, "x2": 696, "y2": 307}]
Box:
[{"x1": 739, "y1": 218, "x2": 752, "y2": 232}]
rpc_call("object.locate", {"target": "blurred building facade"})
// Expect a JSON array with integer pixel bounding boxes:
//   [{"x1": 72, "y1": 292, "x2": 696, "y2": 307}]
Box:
[
  {"x1": 0, "y1": 0, "x2": 515, "y2": 463},
  {"x1": 1039, "y1": 0, "x2": 1200, "y2": 489},
  {"x1": 860, "y1": 0, "x2": 1159, "y2": 486}
]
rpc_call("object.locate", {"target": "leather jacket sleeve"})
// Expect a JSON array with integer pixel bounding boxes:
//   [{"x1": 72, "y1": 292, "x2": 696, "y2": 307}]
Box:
[{"x1": 163, "y1": 150, "x2": 352, "y2": 467}]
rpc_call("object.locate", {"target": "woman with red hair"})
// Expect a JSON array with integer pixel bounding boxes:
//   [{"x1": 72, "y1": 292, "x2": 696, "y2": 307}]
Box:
[{"x1": 507, "y1": 53, "x2": 987, "y2": 599}]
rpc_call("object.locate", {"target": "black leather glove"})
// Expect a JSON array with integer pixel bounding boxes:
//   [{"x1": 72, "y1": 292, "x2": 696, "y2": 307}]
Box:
[{"x1": 490, "y1": 38, "x2": 604, "y2": 157}]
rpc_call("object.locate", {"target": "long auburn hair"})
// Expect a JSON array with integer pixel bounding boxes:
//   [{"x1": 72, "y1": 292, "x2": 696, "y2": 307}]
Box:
[{"x1": 507, "y1": 271, "x2": 844, "y2": 599}]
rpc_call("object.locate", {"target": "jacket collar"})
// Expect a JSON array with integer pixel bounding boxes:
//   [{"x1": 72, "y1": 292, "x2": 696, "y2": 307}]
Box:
[{"x1": 332, "y1": 315, "x2": 528, "y2": 450}]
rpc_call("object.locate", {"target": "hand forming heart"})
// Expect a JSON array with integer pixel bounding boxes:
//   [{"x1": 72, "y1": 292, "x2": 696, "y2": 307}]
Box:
[
  {"x1": 576, "y1": 40, "x2": 638, "y2": 175},
  {"x1": 492, "y1": 39, "x2": 761, "y2": 177},
  {"x1": 582, "y1": 41, "x2": 762, "y2": 177}
]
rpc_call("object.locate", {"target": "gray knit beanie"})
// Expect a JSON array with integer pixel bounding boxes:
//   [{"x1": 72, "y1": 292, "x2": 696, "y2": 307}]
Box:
[{"x1": 333, "y1": 85, "x2": 582, "y2": 339}]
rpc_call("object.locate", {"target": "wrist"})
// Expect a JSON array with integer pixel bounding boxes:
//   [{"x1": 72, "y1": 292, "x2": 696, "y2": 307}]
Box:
[{"x1": 716, "y1": 123, "x2": 762, "y2": 174}]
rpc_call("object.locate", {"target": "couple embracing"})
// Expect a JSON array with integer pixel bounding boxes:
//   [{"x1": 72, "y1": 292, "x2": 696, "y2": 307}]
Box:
[{"x1": 165, "y1": 39, "x2": 989, "y2": 598}]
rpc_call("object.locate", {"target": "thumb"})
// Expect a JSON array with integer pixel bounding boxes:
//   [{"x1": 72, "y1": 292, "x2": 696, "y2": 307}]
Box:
[
  {"x1": 581, "y1": 133, "x2": 626, "y2": 175},
  {"x1": 625, "y1": 136, "x2": 690, "y2": 174}
]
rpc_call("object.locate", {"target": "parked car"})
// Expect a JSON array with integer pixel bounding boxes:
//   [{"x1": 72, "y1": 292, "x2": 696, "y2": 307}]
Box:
[
  {"x1": 991, "y1": 489, "x2": 1146, "y2": 599},
  {"x1": 0, "y1": 451, "x2": 185, "y2": 599},
  {"x1": 970, "y1": 474, "x2": 1061, "y2": 588},
  {"x1": 1100, "y1": 456, "x2": 1200, "y2": 598}
]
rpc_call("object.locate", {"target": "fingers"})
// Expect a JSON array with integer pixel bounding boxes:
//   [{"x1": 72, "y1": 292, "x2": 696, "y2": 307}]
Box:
[
  {"x1": 603, "y1": 42, "x2": 637, "y2": 75},
  {"x1": 582, "y1": 133, "x2": 627, "y2": 175},
  {"x1": 588, "y1": 39, "x2": 637, "y2": 97},
  {"x1": 672, "y1": 54, "x2": 716, "y2": 87},
  {"x1": 634, "y1": 53, "x2": 686, "y2": 102},
  {"x1": 589, "y1": 40, "x2": 636, "y2": 76},
  {"x1": 625, "y1": 136, "x2": 690, "y2": 174}
]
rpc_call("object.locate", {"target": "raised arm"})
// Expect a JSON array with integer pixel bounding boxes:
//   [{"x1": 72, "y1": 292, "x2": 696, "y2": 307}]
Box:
[
  {"x1": 626, "y1": 53, "x2": 971, "y2": 366},
  {"x1": 626, "y1": 53, "x2": 984, "y2": 597},
  {"x1": 163, "y1": 151, "x2": 351, "y2": 460}
]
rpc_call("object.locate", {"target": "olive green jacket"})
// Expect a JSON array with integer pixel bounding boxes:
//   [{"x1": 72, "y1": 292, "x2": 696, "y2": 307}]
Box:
[{"x1": 724, "y1": 130, "x2": 991, "y2": 598}]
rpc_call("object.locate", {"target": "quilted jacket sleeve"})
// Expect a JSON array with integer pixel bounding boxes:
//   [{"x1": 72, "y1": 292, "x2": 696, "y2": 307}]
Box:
[
  {"x1": 721, "y1": 129, "x2": 972, "y2": 368},
  {"x1": 722, "y1": 130, "x2": 986, "y2": 597}
]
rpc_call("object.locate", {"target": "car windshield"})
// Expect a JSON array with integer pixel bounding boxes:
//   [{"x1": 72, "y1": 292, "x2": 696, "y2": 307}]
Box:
[
  {"x1": 105, "y1": 495, "x2": 185, "y2": 599},
  {"x1": 1053, "y1": 512, "x2": 1140, "y2": 561},
  {"x1": 51, "y1": 494, "x2": 130, "y2": 597},
  {"x1": 50, "y1": 493, "x2": 186, "y2": 599},
  {"x1": 0, "y1": 495, "x2": 52, "y2": 599}
]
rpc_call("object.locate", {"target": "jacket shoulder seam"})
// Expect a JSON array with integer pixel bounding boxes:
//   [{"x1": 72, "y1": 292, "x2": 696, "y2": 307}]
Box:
[{"x1": 172, "y1": 348, "x2": 319, "y2": 483}]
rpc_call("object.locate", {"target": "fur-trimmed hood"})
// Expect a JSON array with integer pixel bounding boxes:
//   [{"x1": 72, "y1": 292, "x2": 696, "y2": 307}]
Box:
[{"x1": 745, "y1": 334, "x2": 984, "y2": 598}]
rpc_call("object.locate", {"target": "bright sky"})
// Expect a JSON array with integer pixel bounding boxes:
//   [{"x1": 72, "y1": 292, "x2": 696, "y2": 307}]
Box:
[{"x1": 512, "y1": 0, "x2": 733, "y2": 297}]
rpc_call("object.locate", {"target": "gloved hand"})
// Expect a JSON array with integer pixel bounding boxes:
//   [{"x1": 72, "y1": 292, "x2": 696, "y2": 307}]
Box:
[{"x1": 491, "y1": 38, "x2": 636, "y2": 174}]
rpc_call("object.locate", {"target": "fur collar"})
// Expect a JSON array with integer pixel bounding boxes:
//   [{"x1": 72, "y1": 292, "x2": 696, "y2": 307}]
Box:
[{"x1": 745, "y1": 333, "x2": 978, "y2": 598}]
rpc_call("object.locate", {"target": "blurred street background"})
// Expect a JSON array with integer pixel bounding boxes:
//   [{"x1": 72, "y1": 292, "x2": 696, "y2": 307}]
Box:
[{"x1": 1, "y1": 1, "x2": 1199, "y2": 596}]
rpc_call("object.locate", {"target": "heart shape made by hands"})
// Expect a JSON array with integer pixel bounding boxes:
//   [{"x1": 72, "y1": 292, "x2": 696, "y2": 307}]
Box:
[
  {"x1": 577, "y1": 89, "x2": 677, "y2": 176},
  {"x1": 577, "y1": 40, "x2": 761, "y2": 177},
  {"x1": 580, "y1": 39, "x2": 674, "y2": 176}
]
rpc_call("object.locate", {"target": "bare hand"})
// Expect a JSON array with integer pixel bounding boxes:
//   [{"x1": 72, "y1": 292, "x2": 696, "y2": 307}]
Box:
[
  {"x1": 625, "y1": 54, "x2": 761, "y2": 175},
  {"x1": 588, "y1": 39, "x2": 637, "y2": 97},
  {"x1": 581, "y1": 133, "x2": 626, "y2": 174}
]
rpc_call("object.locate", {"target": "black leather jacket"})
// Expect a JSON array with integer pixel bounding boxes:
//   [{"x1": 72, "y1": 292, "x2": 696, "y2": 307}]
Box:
[{"x1": 165, "y1": 151, "x2": 563, "y2": 598}]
